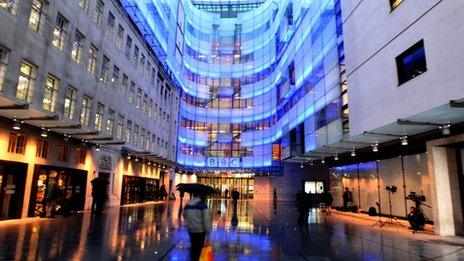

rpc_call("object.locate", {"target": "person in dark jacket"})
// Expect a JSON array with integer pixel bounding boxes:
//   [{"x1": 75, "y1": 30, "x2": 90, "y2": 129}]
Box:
[
  {"x1": 343, "y1": 187, "x2": 353, "y2": 210},
  {"x1": 91, "y1": 176, "x2": 109, "y2": 216},
  {"x1": 45, "y1": 177, "x2": 59, "y2": 217},
  {"x1": 231, "y1": 188, "x2": 240, "y2": 211},
  {"x1": 324, "y1": 191, "x2": 334, "y2": 215}
]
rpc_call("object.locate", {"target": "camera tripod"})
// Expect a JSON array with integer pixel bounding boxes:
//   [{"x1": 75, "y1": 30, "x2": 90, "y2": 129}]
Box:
[{"x1": 373, "y1": 190, "x2": 405, "y2": 228}]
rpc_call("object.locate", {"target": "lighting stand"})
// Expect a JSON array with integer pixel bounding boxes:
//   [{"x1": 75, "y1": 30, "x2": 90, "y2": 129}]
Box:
[{"x1": 381, "y1": 190, "x2": 405, "y2": 228}]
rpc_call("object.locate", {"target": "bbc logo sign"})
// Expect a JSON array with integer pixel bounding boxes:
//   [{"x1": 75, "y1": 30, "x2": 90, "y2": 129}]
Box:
[{"x1": 206, "y1": 157, "x2": 240, "y2": 168}]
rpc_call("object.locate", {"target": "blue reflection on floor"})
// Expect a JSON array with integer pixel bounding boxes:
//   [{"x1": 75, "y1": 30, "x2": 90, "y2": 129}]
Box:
[{"x1": 0, "y1": 199, "x2": 463, "y2": 260}]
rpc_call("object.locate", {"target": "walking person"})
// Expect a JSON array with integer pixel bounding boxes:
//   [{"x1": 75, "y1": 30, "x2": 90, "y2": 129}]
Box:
[
  {"x1": 45, "y1": 177, "x2": 59, "y2": 218},
  {"x1": 231, "y1": 188, "x2": 240, "y2": 212},
  {"x1": 324, "y1": 191, "x2": 333, "y2": 215},
  {"x1": 342, "y1": 187, "x2": 353, "y2": 210},
  {"x1": 183, "y1": 193, "x2": 212, "y2": 261},
  {"x1": 159, "y1": 184, "x2": 167, "y2": 200},
  {"x1": 91, "y1": 175, "x2": 109, "y2": 216}
]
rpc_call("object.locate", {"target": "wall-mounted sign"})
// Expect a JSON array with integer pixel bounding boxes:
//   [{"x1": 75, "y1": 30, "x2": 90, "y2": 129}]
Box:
[
  {"x1": 99, "y1": 155, "x2": 112, "y2": 170},
  {"x1": 206, "y1": 157, "x2": 240, "y2": 168}
]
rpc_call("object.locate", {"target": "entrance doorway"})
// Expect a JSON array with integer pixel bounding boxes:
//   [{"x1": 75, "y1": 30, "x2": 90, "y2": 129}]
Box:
[
  {"x1": 28, "y1": 165, "x2": 87, "y2": 217},
  {"x1": 198, "y1": 176, "x2": 254, "y2": 199},
  {"x1": 0, "y1": 161, "x2": 27, "y2": 220}
]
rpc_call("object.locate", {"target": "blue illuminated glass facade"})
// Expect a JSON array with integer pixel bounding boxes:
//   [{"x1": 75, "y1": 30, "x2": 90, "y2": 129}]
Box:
[{"x1": 120, "y1": 0, "x2": 348, "y2": 170}]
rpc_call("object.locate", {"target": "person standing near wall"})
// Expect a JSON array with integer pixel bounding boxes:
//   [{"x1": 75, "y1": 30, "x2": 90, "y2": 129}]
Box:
[
  {"x1": 232, "y1": 188, "x2": 240, "y2": 212},
  {"x1": 343, "y1": 187, "x2": 353, "y2": 210},
  {"x1": 91, "y1": 175, "x2": 109, "y2": 216},
  {"x1": 45, "y1": 177, "x2": 59, "y2": 218}
]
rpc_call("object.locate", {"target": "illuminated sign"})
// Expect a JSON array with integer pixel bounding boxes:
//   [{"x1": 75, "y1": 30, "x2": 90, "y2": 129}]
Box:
[{"x1": 207, "y1": 157, "x2": 241, "y2": 168}]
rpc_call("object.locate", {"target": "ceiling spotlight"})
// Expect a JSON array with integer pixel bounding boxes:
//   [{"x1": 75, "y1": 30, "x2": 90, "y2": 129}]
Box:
[
  {"x1": 440, "y1": 124, "x2": 451, "y2": 135},
  {"x1": 321, "y1": 158, "x2": 325, "y2": 164},
  {"x1": 401, "y1": 136, "x2": 408, "y2": 146},
  {"x1": 334, "y1": 154, "x2": 339, "y2": 161},
  {"x1": 95, "y1": 143, "x2": 101, "y2": 151},
  {"x1": 310, "y1": 161, "x2": 314, "y2": 166},
  {"x1": 135, "y1": 158, "x2": 139, "y2": 162},
  {"x1": 351, "y1": 148, "x2": 356, "y2": 157},
  {"x1": 300, "y1": 164, "x2": 304, "y2": 168},
  {"x1": 13, "y1": 118, "x2": 22, "y2": 130},
  {"x1": 127, "y1": 155, "x2": 131, "y2": 160},
  {"x1": 372, "y1": 143, "x2": 379, "y2": 152},
  {"x1": 148, "y1": 161, "x2": 152, "y2": 165},
  {"x1": 40, "y1": 127, "x2": 48, "y2": 137}
]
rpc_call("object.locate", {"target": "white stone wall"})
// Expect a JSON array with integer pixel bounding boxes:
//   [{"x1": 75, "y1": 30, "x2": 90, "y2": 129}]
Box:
[{"x1": 342, "y1": 0, "x2": 464, "y2": 135}]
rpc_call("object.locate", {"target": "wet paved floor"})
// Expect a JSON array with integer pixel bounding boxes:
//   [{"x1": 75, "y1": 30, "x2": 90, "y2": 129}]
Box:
[{"x1": 1, "y1": 199, "x2": 464, "y2": 260}]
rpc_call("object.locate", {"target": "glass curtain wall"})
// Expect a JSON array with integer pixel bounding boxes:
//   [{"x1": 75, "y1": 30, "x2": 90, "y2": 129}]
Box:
[{"x1": 121, "y1": 0, "x2": 346, "y2": 170}]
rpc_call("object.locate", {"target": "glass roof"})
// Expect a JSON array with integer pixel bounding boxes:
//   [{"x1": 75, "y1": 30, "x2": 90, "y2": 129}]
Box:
[{"x1": 191, "y1": 0, "x2": 266, "y2": 14}]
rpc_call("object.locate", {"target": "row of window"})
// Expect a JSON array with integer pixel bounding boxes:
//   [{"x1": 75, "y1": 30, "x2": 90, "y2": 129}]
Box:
[
  {"x1": 7, "y1": 133, "x2": 86, "y2": 164},
  {"x1": 0, "y1": 50, "x2": 171, "y2": 154}
]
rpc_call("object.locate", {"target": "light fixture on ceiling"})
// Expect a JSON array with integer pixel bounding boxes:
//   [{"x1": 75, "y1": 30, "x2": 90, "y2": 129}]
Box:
[
  {"x1": 351, "y1": 148, "x2": 356, "y2": 157},
  {"x1": 321, "y1": 158, "x2": 325, "y2": 164},
  {"x1": 334, "y1": 154, "x2": 339, "y2": 161},
  {"x1": 401, "y1": 136, "x2": 408, "y2": 146},
  {"x1": 148, "y1": 161, "x2": 152, "y2": 165},
  {"x1": 95, "y1": 143, "x2": 101, "y2": 151},
  {"x1": 440, "y1": 124, "x2": 451, "y2": 135},
  {"x1": 372, "y1": 143, "x2": 379, "y2": 152},
  {"x1": 63, "y1": 133, "x2": 70, "y2": 142},
  {"x1": 135, "y1": 157, "x2": 139, "y2": 162},
  {"x1": 300, "y1": 164, "x2": 304, "y2": 168},
  {"x1": 13, "y1": 118, "x2": 22, "y2": 130},
  {"x1": 40, "y1": 127, "x2": 48, "y2": 137},
  {"x1": 310, "y1": 161, "x2": 314, "y2": 166},
  {"x1": 127, "y1": 155, "x2": 131, "y2": 160}
]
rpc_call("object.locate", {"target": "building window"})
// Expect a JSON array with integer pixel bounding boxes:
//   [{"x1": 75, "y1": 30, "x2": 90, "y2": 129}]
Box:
[
  {"x1": 77, "y1": 148, "x2": 86, "y2": 164},
  {"x1": 140, "y1": 128, "x2": 145, "y2": 148},
  {"x1": 116, "y1": 114, "x2": 124, "y2": 140},
  {"x1": 396, "y1": 40, "x2": 427, "y2": 85},
  {"x1": 0, "y1": 0, "x2": 18, "y2": 15},
  {"x1": 145, "y1": 131, "x2": 151, "y2": 151},
  {"x1": 150, "y1": 68, "x2": 156, "y2": 85},
  {"x1": 8, "y1": 133, "x2": 26, "y2": 154},
  {"x1": 125, "y1": 36, "x2": 132, "y2": 59},
  {"x1": 116, "y1": 25, "x2": 124, "y2": 49},
  {"x1": 132, "y1": 45, "x2": 139, "y2": 67},
  {"x1": 390, "y1": 0, "x2": 404, "y2": 10},
  {"x1": 133, "y1": 124, "x2": 139, "y2": 146},
  {"x1": 0, "y1": 46, "x2": 9, "y2": 92},
  {"x1": 52, "y1": 13, "x2": 69, "y2": 51},
  {"x1": 36, "y1": 139, "x2": 49, "y2": 159},
  {"x1": 106, "y1": 11, "x2": 115, "y2": 38},
  {"x1": 43, "y1": 75, "x2": 59, "y2": 112},
  {"x1": 94, "y1": 103, "x2": 104, "y2": 131},
  {"x1": 136, "y1": 88, "x2": 142, "y2": 109},
  {"x1": 94, "y1": 0, "x2": 104, "y2": 26},
  {"x1": 87, "y1": 44, "x2": 98, "y2": 75},
  {"x1": 107, "y1": 109, "x2": 115, "y2": 135},
  {"x1": 129, "y1": 81, "x2": 135, "y2": 104},
  {"x1": 29, "y1": 0, "x2": 46, "y2": 33},
  {"x1": 80, "y1": 96, "x2": 92, "y2": 126},
  {"x1": 142, "y1": 94, "x2": 148, "y2": 114},
  {"x1": 148, "y1": 99, "x2": 153, "y2": 118},
  {"x1": 146, "y1": 62, "x2": 151, "y2": 80},
  {"x1": 125, "y1": 120, "x2": 132, "y2": 144},
  {"x1": 139, "y1": 54, "x2": 145, "y2": 73},
  {"x1": 64, "y1": 86, "x2": 77, "y2": 120},
  {"x1": 16, "y1": 60, "x2": 37, "y2": 102},
  {"x1": 111, "y1": 65, "x2": 119, "y2": 88},
  {"x1": 71, "y1": 30, "x2": 85, "y2": 64},
  {"x1": 121, "y1": 74, "x2": 128, "y2": 96},
  {"x1": 151, "y1": 135, "x2": 156, "y2": 152},
  {"x1": 79, "y1": 0, "x2": 89, "y2": 12},
  {"x1": 100, "y1": 55, "x2": 110, "y2": 82},
  {"x1": 57, "y1": 144, "x2": 71, "y2": 162}
]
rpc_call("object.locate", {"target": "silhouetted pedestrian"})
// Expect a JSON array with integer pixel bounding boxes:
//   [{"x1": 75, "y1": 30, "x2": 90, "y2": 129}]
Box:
[
  {"x1": 91, "y1": 175, "x2": 109, "y2": 216},
  {"x1": 45, "y1": 177, "x2": 59, "y2": 218},
  {"x1": 343, "y1": 187, "x2": 353, "y2": 210},
  {"x1": 232, "y1": 188, "x2": 240, "y2": 211}
]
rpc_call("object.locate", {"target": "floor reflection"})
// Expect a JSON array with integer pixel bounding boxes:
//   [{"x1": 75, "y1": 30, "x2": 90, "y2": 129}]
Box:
[{"x1": 0, "y1": 199, "x2": 463, "y2": 260}]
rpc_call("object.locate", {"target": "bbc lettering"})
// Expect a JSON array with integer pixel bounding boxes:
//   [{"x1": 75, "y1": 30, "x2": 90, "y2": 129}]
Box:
[{"x1": 206, "y1": 157, "x2": 240, "y2": 168}]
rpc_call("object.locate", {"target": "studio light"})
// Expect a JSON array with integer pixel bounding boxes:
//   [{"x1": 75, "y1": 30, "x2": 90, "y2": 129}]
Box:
[
  {"x1": 350, "y1": 148, "x2": 356, "y2": 157},
  {"x1": 40, "y1": 127, "x2": 48, "y2": 137},
  {"x1": 401, "y1": 136, "x2": 408, "y2": 146},
  {"x1": 13, "y1": 118, "x2": 22, "y2": 130},
  {"x1": 440, "y1": 124, "x2": 451, "y2": 135},
  {"x1": 372, "y1": 143, "x2": 379, "y2": 152}
]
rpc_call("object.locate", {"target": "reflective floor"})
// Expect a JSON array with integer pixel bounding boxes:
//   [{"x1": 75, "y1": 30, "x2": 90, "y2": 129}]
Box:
[{"x1": 1, "y1": 199, "x2": 464, "y2": 260}]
